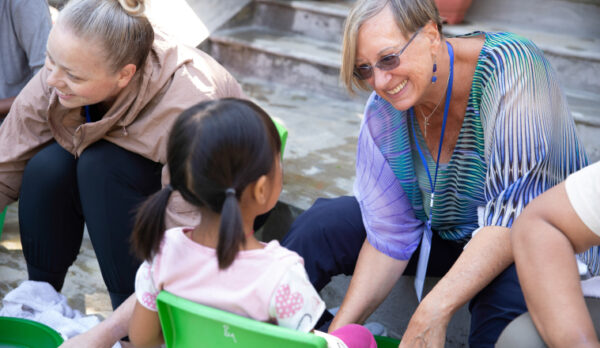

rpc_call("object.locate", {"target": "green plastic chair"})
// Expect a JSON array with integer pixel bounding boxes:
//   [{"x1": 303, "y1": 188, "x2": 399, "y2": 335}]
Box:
[
  {"x1": 0, "y1": 206, "x2": 6, "y2": 240},
  {"x1": 156, "y1": 291, "x2": 327, "y2": 348},
  {"x1": 156, "y1": 291, "x2": 401, "y2": 348},
  {"x1": 271, "y1": 117, "x2": 288, "y2": 158}
]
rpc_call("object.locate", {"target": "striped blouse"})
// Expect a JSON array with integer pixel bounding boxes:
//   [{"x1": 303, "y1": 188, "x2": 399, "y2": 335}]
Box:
[{"x1": 354, "y1": 32, "x2": 592, "y2": 266}]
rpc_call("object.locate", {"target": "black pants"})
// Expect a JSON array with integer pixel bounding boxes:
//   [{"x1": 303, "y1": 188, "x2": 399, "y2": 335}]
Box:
[
  {"x1": 281, "y1": 196, "x2": 465, "y2": 291},
  {"x1": 281, "y1": 196, "x2": 526, "y2": 347},
  {"x1": 19, "y1": 141, "x2": 162, "y2": 309}
]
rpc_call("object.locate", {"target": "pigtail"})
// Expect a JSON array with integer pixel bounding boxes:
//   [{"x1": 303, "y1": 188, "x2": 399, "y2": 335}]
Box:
[
  {"x1": 131, "y1": 185, "x2": 174, "y2": 261},
  {"x1": 217, "y1": 188, "x2": 246, "y2": 269}
]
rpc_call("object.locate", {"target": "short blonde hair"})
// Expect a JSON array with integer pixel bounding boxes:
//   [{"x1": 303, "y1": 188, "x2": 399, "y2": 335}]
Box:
[
  {"x1": 58, "y1": 0, "x2": 154, "y2": 73},
  {"x1": 340, "y1": 0, "x2": 443, "y2": 94}
]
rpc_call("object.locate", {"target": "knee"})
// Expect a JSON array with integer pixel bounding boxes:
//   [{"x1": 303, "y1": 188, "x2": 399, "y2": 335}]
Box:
[
  {"x1": 23, "y1": 143, "x2": 76, "y2": 189},
  {"x1": 77, "y1": 141, "x2": 161, "y2": 191},
  {"x1": 284, "y1": 196, "x2": 363, "y2": 244},
  {"x1": 77, "y1": 140, "x2": 117, "y2": 181},
  {"x1": 496, "y1": 312, "x2": 545, "y2": 348}
]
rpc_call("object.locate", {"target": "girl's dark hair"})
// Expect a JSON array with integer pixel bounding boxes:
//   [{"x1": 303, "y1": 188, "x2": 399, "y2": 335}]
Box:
[{"x1": 131, "y1": 98, "x2": 281, "y2": 269}]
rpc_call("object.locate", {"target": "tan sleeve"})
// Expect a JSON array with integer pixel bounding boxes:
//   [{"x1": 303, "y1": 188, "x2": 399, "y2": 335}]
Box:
[
  {"x1": 161, "y1": 165, "x2": 201, "y2": 228},
  {"x1": 0, "y1": 67, "x2": 53, "y2": 210},
  {"x1": 223, "y1": 69, "x2": 248, "y2": 100}
]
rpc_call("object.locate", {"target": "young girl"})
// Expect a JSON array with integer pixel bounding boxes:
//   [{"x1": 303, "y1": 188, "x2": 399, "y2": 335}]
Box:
[{"x1": 127, "y1": 99, "x2": 376, "y2": 348}]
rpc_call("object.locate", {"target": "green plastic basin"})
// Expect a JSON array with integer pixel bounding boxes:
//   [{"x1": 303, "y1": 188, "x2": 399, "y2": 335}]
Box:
[
  {"x1": 0, "y1": 317, "x2": 64, "y2": 348},
  {"x1": 374, "y1": 335, "x2": 401, "y2": 348}
]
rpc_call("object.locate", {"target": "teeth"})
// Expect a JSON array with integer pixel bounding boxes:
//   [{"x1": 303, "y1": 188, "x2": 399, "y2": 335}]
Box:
[{"x1": 387, "y1": 80, "x2": 407, "y2": 95}]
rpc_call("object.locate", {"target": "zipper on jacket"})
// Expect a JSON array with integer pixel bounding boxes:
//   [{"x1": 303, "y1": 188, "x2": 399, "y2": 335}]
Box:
[{"x1": 73, "y1": 124, "x2": 85, "y2": 158}]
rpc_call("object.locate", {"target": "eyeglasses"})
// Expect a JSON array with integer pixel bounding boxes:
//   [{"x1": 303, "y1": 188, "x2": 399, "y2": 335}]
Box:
[{"x1": 353, "y1": 27, "x2": 423, "y2": 80}]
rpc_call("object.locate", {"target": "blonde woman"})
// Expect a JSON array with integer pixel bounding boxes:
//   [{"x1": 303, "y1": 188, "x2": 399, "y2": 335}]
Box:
[
  {"x1": 0, "y1": 0, "x2": 243, "y2": 321},
  {"x1": 281, "y1": 0, "x2": 592, "y2": 347}
]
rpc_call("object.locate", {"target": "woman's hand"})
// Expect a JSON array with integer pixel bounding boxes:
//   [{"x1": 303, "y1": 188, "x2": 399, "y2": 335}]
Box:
[
  {"x1": 399, "y1": 295, "x2": 451, "y2": 348},
  {"x1": 329, "y1": 240, "x2": 408, "y2": 332},
  {"x1": 400, "y1": 225, "x2": 513, "y2": 348}
]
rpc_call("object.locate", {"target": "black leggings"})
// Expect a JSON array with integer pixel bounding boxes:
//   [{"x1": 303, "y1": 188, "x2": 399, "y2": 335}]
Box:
[{"x1": 19, "y1": 141, "x2": 162, "y2": 309}]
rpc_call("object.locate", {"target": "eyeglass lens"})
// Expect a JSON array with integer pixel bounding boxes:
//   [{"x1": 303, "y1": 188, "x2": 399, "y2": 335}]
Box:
[{"x1": 353, "y1": 27, "x2": 422, "y2": 80}]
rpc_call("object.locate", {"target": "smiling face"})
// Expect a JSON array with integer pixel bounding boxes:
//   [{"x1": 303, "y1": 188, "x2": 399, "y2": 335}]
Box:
[
  {"x1": 45, "y1": 23, "x2": 134, "y2": 109},
  {"x1": 355, "y1": 5, "x2": 436, "y2": 111}
]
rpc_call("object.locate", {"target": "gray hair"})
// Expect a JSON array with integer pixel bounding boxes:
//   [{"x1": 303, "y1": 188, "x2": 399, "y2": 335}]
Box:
[
  {"x1": 340, "y1": 0, "x2": 443, "y2": 94},
  {"x1": 58, "y1": 0, "x2": 154, "y2": 73}
]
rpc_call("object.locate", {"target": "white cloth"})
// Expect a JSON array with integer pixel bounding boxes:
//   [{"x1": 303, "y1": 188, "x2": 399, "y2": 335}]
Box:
[
  {"x1": 566, "y1": 161, "x2": 600, "y2": 236},
  {"x1": 0, "y1": 280, "x2": 117, "y2": 346},
  {"x1": 582, "y1": 276, "x2": 600, "y2": 299}
]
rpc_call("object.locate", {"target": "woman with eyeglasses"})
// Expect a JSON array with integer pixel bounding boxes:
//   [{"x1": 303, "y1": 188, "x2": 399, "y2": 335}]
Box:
[
  {"x1": 0, "y1": 0, "x2": 244, "y2": 332},
  {"x1": 281, "y1": 0, "x2": 592, "y2": 346}
]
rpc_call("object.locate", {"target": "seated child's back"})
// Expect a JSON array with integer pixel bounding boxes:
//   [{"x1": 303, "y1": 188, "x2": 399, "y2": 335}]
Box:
[
  {"x1": 136, "y1": 227, "x2": 324, "y2": 331},
  {"x1": 128, "y1": 99, "x2": 376, "y2": 348}
]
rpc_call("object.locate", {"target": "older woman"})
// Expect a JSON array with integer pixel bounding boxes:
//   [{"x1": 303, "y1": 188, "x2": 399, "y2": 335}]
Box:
[
  {"x1": 0, "y1": 0, "x2": 243, "y2": 312},
  {"x1": 282, "y1": 0, "x2": 591, "y2": 346}
]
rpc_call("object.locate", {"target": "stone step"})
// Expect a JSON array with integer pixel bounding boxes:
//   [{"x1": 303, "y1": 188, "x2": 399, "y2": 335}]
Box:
[
  {"x1": 444, "y1": 23, "x2": 600, "y2": 94},
  {"x1": 250, "y1": 0, "x2": 352, "y2": 43},
  {"x1": 463, "y1": 0, "x2": 600, "y2": 42},
  {"x1": 568, "y1": 88, "x2": 600, "y2": 162},
  {"x1": 207, "y1": 25, "x2": 350, "y2": 99}
]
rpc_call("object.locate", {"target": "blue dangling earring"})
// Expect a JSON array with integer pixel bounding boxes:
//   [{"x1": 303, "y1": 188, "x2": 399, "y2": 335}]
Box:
[{"x1": 431, "y1": 58, "x2": 438, "y2": 83}]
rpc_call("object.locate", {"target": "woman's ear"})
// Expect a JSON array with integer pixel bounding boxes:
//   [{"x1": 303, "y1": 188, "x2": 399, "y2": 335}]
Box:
[
  {"x1": 422, "y1": 20, "x2": 441, "y2": 53},
  {"x1": 252, "y1": 175, "x2": 269, "y2": 205},
  {"x1": 116, "y1": 63, "x2": 137, "y2": 89}
]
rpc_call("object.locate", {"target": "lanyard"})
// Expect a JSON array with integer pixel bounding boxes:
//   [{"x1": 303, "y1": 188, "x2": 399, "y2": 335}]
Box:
[
  {"x1": 413, "y1": 40, "x2": 454, "y2": 301},
  {"x1": 410, "y1": 40, "x2": 454, "y2": 228},
  {"x1": 84, "y1": 105, "x2": 92, "y2": 123}
]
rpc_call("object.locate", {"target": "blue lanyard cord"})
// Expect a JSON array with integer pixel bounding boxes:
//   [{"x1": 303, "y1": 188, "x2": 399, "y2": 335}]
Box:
[
  {"x1": 410, "y1": 40, "x2": 454, "y2": 220},
  {"x1": 84, "y1": 105, "x2": 92, "y2": 123}
]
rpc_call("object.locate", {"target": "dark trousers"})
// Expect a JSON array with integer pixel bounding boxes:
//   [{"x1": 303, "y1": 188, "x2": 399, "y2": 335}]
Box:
[
  {"x1": 281, "y1": 196, "x2": 527, "y2": 347},
  {"x1": 19, "y1": 141, "x2": 162, "y2": 309}
]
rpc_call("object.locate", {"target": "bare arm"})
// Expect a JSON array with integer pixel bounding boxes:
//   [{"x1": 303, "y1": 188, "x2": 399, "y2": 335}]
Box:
[
  {"x1": 59, "y1": 294, "x2": 136, "y2": 348},
  {"x1": 400, "y1": 225, "x2": 513, "y2": 348},
  {"x1": 512, "y1": 182, "x2": 600, "y2": 347},
  {"x1": 329, "y1": 239, "x2": 408, "y2": 332},
  {"x1": 129, "y1": 301, "x2": 163, "y2": 348}
]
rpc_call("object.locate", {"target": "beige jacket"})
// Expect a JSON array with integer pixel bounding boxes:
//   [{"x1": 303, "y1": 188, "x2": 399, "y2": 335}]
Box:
[{"x1": 0, "y1": 32, "x2": 245, "y2": 225}]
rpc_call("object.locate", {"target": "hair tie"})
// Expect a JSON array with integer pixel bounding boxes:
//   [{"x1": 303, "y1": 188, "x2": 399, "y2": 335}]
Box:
[
  {"x1": 225, "y1": 188, "x2": 236, "y2": 197},
  {"x1": 118, "y1": 0, "x2": 145, "y2": 16}
]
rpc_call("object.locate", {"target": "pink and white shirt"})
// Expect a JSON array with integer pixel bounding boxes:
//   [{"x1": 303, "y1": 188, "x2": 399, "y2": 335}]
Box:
[{"x1": 135, "y1": 227, "x2": 325, "y2": 332}]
